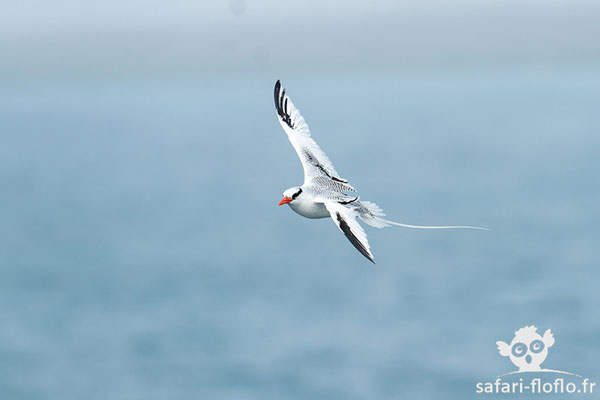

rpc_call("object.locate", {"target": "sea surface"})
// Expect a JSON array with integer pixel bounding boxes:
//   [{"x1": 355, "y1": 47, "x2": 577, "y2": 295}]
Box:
[{"x1": 1, "y1": 67, "x2": 599, "y2": 399}]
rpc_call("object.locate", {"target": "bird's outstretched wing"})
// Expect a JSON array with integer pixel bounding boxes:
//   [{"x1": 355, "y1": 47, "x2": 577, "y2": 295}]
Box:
[
  {"x1": 325, "y1": 201, "x2": 375, "y2": 263},
  {"x1": 274, "y1": 80, "x2": 354, "y2": 191}
]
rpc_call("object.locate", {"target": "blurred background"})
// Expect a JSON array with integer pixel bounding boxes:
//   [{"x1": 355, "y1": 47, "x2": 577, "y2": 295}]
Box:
[{"x1": 1, "y1": 1, "x2": 599, "y2": 399}]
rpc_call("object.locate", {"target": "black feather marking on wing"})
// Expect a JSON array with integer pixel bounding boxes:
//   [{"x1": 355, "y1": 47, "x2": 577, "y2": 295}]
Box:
[
  {"x1": 336, "y1": 212, "x2": 375, "y2": 263},
  {"x1": 274, "y1": 80, "x2": 294, "y2": 129},
  {"x1": 302, "y1": 148, "x2": 331, "y2": 177},
  {"x1": 301, "y1": 148, "x2": 349, "y2": 184},
  {"x1": 338, "y1": 197, "x2": 358, "y2": 205},
  {"x1": 274, "y1": 80, "x2": 281, "y2": 111}
]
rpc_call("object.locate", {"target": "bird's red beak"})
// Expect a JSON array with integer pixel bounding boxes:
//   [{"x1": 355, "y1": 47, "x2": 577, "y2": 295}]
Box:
[{"x1": 278, "y1": 196, "x2": 293, "y2": 206}]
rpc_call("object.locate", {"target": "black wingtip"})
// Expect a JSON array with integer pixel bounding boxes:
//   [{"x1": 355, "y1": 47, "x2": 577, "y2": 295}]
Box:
[
  {"x1": 336, "y1": 212, "x2": 375, "y2": 263},
  {"x1": 274, "y1": 80, "x2": 281, "y2": 110},
  {"x1": 273, "y1": 79, "x2": 294, "y2": 128}
]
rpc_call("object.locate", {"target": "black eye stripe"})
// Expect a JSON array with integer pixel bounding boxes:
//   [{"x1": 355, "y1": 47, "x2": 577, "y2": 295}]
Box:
[{"x1": 292, "y1": 188, "x2": 302, "y2": 199}]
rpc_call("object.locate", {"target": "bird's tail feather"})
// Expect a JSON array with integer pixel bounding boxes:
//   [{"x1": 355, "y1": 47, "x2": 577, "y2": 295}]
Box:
[
  {"x1": 379, "y1": 219, "x2": 490, "y2": 230},
  {"x1": 358, "y1": 200, "x2": 490, "y2": 230}
]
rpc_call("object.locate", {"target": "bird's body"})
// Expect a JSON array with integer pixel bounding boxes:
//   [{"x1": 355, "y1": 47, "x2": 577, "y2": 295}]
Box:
[
  {"x1": 274, "y1": 80, "x2": 486, "y2": 263},
  {"x1": 288, "y1": 195, "x2": 329, "y2": 219}
]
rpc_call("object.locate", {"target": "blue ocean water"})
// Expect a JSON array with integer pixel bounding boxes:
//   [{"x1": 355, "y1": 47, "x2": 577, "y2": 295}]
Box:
[{"x1": 1, "y1": 67, "x2": 598, "y2": 399}]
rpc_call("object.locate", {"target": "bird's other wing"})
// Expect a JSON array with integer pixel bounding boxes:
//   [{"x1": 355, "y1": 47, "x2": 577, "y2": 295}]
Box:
[
  {"x1": 324, "y1": 201, "x2": 375, "y2": 263},
  {"x1": 274, "y1": 80, "x2": 354, "y2": 191}
]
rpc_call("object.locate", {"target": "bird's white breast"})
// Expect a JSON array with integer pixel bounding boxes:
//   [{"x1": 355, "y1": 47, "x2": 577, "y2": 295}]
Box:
[{"x1": 288, "y1": 199, "x2": 329, "y2": 219}]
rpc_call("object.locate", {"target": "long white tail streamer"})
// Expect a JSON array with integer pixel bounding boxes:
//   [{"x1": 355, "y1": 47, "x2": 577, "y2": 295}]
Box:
[{"x1": 382, "y1": 219, "x2": 491, "y2": 231}]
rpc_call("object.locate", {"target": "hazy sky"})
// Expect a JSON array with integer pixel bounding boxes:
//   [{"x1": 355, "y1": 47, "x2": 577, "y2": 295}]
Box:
[{"x1": 2, "y1": 0, "x2": 599, "y2": 77}]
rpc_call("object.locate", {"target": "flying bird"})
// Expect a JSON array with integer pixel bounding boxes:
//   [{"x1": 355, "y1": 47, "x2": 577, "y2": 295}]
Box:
[{"x1": 274, "y1": 80, "x2": 487, "y2": 263}]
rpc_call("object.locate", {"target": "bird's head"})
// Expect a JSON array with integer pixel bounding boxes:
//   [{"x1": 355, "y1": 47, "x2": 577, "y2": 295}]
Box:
[{"x1": 278, "y1": 187, "x2": 302, "y2": 206}]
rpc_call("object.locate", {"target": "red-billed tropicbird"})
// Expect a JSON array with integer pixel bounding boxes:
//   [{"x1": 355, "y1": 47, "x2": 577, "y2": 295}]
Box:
[{"x1": 274, "y1": 80, "x2": 487, "y2": 263}]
